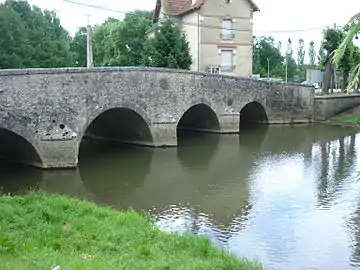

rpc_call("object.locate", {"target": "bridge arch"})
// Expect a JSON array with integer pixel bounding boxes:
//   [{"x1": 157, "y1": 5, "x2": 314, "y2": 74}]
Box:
[
  {"x1": 177, "y1": 102, "x2": 220, "y2": 133},
  {"x1": 239, "y1": 101, "x2": 268, "y2": 128},
  {"x1": 80, "y1": 103, "x2": 153, "y2": 151},
  {"x1": 0, "y1": 126, "x2": 43, "y2": 167}
]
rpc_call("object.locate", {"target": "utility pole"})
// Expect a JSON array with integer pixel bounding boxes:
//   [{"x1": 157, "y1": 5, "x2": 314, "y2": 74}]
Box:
[
  {"x1": 267, "y1": 58, "x2": 270, "y2": 79},
  {"x1": 85, "y1": 13, "x2": 94, "y2": 68},
  {"x1": 285, "y1": 58, "x2": 288, "y2": 82}
]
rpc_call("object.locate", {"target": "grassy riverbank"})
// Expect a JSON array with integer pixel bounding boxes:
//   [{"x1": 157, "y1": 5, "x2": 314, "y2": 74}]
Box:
[
  {"x1": 341, "y1": 114, "x2": 360, "y2": 124},
  {"x1": 0, "y1": 192, "x2": 261, "y2": 270},
  {"x1": 326, "y1": 105, "x2": 360, "y2": 126}
]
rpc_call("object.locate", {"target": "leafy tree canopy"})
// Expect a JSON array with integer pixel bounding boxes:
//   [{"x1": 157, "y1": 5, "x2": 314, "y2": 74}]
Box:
[
  {"x1": 0, "y1": 0, "x2": 72, "y2": 68},
  {"x1": 142, "y1": 19, "x2": 192, "y2": 69}
]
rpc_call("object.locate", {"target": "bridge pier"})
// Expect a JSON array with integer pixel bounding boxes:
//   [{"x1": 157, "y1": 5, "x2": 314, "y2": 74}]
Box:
[
  {"x1": 150, "y1": 123, "x2": 178, "y2": 147},
  {"x1": 218, "y1": 114, "x2": 240, "y2": 133},
  {"x1": 38, "y1": 139, "x2": 79, "y2": 169}
]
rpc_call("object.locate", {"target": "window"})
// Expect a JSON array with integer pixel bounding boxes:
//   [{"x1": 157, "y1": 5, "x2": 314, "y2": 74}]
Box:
[
  {"x1": 221, "y1": 19, "x2": 234, "y2": 40},
  {"x1": 220, "y1": 50, "x2": 234, "y2": 71}
]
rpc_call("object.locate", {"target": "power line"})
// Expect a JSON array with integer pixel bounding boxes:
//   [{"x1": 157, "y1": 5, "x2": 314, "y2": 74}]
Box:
[{"x1": 62, "y1": 0, "x2": 339, "y2": 34}]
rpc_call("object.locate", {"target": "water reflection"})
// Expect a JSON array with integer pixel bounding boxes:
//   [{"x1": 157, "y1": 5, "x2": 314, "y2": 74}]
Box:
[
  {"x1": 1, "y1": 125, "x2": 360, "y2": 269},
  {"x1": 238, "y1": 124, "x2": 268, "y2": 150},
  {"x1": 314, "y1": 134, "x2": 357, "y2": 208},
  {"x1": 177, "y1": 131, "x2": 220, "y2": 171},
  {"x1": 0, "y1": 161, "x2": 41, "y2": 194},
  {"x1": 79, "y1": 140, "x2": 154, "y2": 208}
]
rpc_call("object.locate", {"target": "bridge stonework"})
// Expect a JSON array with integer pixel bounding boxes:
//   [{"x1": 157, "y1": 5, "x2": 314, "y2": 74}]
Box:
[{"x1": 0, "y1": 67, "x2": 314, "y2": 168}]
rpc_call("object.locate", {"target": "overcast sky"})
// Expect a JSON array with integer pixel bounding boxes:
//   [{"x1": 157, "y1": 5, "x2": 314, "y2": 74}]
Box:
[{"x1": 23, "y1": 0, "x2": 360, "y2": 62}]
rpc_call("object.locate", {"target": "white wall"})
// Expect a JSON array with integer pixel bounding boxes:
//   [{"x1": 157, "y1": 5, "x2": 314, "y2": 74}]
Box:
[{"x1": 181, "y1": 12, "x2": 201, "y2": 72}]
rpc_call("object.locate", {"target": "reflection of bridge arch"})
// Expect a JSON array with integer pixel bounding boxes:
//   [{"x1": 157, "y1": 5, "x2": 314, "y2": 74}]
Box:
[
  {"x1": 239, "y1": 125, "x2": 269, "y2": 150},
  {"x1": 79, "y1": 143, "x2": 154, "y2": 208},
  {"x1": 177, "y1": 134, "x2": 220, "y2": 171},
  {"x1": 0, "y1": 160, "x2": 42, "y2": 194}
]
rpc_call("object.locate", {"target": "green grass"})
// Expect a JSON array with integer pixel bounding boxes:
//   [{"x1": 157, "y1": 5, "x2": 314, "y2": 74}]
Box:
[
  {"x1": 341, "y1": 115, "x2": 360, "y2": 123},
  {"x1": 0, "y1": 191, "x2": 262, "y2": 270}
]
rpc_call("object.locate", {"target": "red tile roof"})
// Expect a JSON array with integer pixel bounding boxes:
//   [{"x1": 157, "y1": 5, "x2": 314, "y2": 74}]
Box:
[{"x1": 153, "y1": 0, "x2": 259, "y2": 23}]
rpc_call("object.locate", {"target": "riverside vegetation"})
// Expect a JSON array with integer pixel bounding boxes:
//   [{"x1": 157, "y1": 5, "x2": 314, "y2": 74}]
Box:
[{"x1": 0, "y1": 192, "x2": 262, "y2": 270}]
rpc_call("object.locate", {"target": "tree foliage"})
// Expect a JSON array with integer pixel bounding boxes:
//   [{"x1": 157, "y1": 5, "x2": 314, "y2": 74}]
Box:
[
  {"x1": 252, "y1": 36, "x2": 284, "y2": 78},
  {"x1": 296, "y1": 38, "x2": 306, "y2": 82},
  {"x1": 252, "y1": 36, "x2": 301, "y2": 82},
  {"x1": 308, "y1": 41, "x2": 316, "y2": 67},
  {"x1": 297, "y1": 39, "x2": 305, "y2": 66},
  {"x1": 0, "y1": 0, "x2": 72, "y2": 68},
  {"x1": 142, "y1": 19, "x2": 192, "y2": 69},
  {"x1": 0, "y1": 4, "x2": 29, "y2": 68},
  {"x1": 92, "y1": 10, "x2": 153, "y2": 67},
  {"x1": 71, "y1": 27, "x2": 87, "y2": 67},
  {"x1": 332, "y1": 12, "x2": 360, "y2": 91},
  {"x1": 0, "y1": 2, "x2": 191, "y2": 70},
  {"x1": 319, "y1": 26, "x2": 360, "y2": 92},
  {"x1": 285, "y1": 38, "x2": 298, "y2": 82}
]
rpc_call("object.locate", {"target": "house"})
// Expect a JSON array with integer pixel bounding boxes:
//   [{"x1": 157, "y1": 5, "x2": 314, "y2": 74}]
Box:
[{"x1": 151, "y1": 0, "x2": 260, "y2": 77}]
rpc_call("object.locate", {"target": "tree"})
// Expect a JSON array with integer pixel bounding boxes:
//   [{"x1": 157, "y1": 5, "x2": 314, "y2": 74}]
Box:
[
  {"x1": 252, "y1": 36, "x2": 284, "y2": 78},
  {"x1": 332, "y1": 12, "x2": 360, "y2": 91},
  {"x1": 252, "y1": 36, "x2": 262, "y2": 75},
  {"x1": 297, "y1": 38, "x2": 306, "y2": 82},
  {"x1": 70, "y1": 27, "x2": 87, "y2": 67},
  {"x1": 0, "y1": 5, "x2": 29, "y2": 68},
  {"x1": 297, "y1": 38, "x2": 305, "y2": 66},
  {"x1": 320, "y1": 26, "x2": 359, "y2": 92},
  {"x1": 142, "y1": 19, "x2": 192, "y2": 69},
  {"x1": 318, "y1": 46, "x2": 326, "y2": 66},
  {"x1": 91, "y1": 10, "x2": 153, "y2": 67},
  {"x1": 319, "y1": 27, "x2": 344, "y2": 94},
  {"x1": 284, "y1": 38, "x2": 298, "y2": 82},
  {"x1": 0, "y1": 0, "x2": 73, "y2": 68},
  {"x1": 92, "y1": 22, "x2": 113, "y2": 66},
  {"x1": 309, "y1": 41, "x2": 316, "y2": 67}
]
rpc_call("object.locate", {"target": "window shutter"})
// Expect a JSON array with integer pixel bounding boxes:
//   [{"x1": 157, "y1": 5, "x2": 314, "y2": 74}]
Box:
[
  {"x1": 221, "y1": 50, "x2": 233, "y2": 67},
  {"x1": 221, "y1": 19, "x2": 233, "y2": 38}
]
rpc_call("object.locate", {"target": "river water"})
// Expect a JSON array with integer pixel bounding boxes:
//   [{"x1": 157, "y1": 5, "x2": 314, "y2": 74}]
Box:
[{"x1": 2, "y1": 124, "x2": 360, "y2": 270}]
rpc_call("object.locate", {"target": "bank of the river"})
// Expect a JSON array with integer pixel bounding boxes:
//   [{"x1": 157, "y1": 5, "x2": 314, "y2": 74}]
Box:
[
  {"x1": 0, "y1": 192, "x2": 261, "y2": 270},
  {"x1": 325, "y1": 105, "x2": 360, "y2": 127}
]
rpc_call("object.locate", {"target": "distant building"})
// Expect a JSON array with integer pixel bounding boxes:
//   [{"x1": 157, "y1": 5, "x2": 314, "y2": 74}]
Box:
[
  {"x1": 150, "y1": 0, "x2": 259, "y2": 77},
  {"x1": 306, "y1": 68, "x2": 343, "y2": 90}
]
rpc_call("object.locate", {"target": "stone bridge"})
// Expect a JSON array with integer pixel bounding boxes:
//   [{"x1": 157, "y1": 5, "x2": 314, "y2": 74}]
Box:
[{"x1": 0, "y1": 67, "x2": 314, "y2": 168}]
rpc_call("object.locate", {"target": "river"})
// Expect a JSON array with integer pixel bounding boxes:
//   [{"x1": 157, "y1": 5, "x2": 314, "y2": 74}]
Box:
[{"x1": 1, "y1": 124, "x2": 360, "y2": 270}]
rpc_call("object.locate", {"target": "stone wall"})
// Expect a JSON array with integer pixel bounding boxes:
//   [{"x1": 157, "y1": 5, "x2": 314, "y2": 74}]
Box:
[
  {"x1": 314, "y1": 93, "x2": 360, "y2": 121},
  {"x1": 230, "y1": 79, "x2": 314, "y2": 124}
]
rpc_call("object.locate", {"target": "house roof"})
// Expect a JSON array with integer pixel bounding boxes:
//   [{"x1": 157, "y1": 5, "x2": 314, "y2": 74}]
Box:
[{"x1": 153, "y1": 0, "x2": 259, "y2": 23}]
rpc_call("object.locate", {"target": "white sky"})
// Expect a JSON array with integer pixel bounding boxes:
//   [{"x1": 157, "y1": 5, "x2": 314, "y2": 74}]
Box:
[{"x1": 15, "y1": 0, "x2": 360, "y2": 62}]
